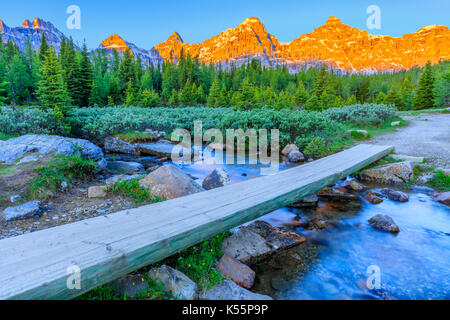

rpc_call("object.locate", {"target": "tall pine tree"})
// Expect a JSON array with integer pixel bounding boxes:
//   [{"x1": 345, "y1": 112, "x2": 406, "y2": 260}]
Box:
[
  {"x1": 36, "y1": 48, "x2": 68, "y2": 109},
  {"x1": 413, "y1": 62, "x2": 435, "y2": 110}
]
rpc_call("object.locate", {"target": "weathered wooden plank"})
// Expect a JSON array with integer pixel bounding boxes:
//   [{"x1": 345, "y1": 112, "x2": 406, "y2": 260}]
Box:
[{"x1": 0, "y1": 144, "x2": 393, "y2": 300}]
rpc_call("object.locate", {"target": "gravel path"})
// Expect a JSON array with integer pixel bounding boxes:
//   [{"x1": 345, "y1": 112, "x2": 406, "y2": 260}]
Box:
[{"x1": 368, "y1": 113, "x2": 450, "y2": 168}]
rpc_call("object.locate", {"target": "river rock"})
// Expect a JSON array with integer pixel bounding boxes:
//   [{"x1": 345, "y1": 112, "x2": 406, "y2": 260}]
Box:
[
  {"x1": 139, "y1": 165, "x2": 204, "y2": 200},
  {"x1": 288, "y1": 194, "x2": 319, "y2": 208},
  {"x1": 369, "y1": 215, "x2": 400, "y2": 234},
  {"x1": 342, "y1": 180, "x2": 365, "y2": 192},
  {"x1": 148, "y1": 265, "x2": 197, "y2": 300},
  {"x1": 364, "y1": 191, "x2": 384, "y2": 204},
  {"x1": 201, "y1": 280, "x2": 272, "y2": 301},
  {"x1": 359, "y1": 161, "x2": 414, "y2": 185},
  {"x1": 317, "y1": 187, "x2": 360, "y2": 202},
  {"x1": 108, "y1": 274, "x2": 149, "y2": 298},
  {"x1": 88, "y1": 186, "x2": 107, "y2": 198},
  {"x1": 380, "y1": 188, "x2": 409, "y2": 202},
  {"x1": 202, "y1": 168, "x2": 230, "y2": 190},
  {"x1": 222, "y1": 221, "x2": 306, "y2": 265},
  {"x1": 304, "y1": 218, "x2": 334, "y2": 230},
  {"x1": 104, "y1": 137, "x2": 138, "y2": 155},
  {"x1": 433, "y1": 192, "x2": 450, "y2": 206},
  {"x1": 106, "y1": 161, "x2": 145, "y2": 174},
  {"x1": 1, "y1": 201, "x2": 41, "y2": 222},
  {"x1": 281, "y1": 144, "x2": 299, "y2": 156},
  {"x1": 0, "y1": 135, "x2": 104, "y2": 165},
  {"x1": 217, "y1": 254, "x2": 256, "y2": 289},
  {"x1": 288, "y1": 150, "x2": 305, "y2": 163}
]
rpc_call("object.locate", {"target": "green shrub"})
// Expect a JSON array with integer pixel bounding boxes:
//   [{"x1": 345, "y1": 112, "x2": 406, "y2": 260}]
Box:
[
  {"x1": 26, "y1": 154, "x2": 98, "y2": 200},
  {"x1": 323, "y1": 104, "x2": 397, "y2": 127},
  {"x1": 427, "y1": 170, "x2": 450, "y2": 192},
  {"x1": 0, "y1": 107, "x2": 66, "y2": 136},
  {"x1": 302, "y1": 136, "x2": 328, "y2": 159},
  {"x1": 1, "y1": 105, "x2": 397, "y2": 157},
  {"x1": 108, "y1": 178, "x2": 163, "y2": 203},
  {"x1": 175, "y1": 233, "x2": 228, "y2": 291}
]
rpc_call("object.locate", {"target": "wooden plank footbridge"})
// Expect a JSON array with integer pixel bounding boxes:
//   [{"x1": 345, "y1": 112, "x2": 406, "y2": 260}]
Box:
[{"x1": 0, "y1": 144, "x2": 393, "y2": 300}]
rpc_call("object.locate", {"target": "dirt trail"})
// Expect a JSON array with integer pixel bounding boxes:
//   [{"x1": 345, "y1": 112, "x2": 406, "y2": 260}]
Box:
[{"x1": 368, "y1": 113, "x2": 450, "y2": 167}]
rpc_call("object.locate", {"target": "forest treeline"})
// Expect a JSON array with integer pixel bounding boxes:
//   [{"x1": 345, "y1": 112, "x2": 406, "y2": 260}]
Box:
[{"x1": 0, "y1": 34, "x2": 449, "y2": 111}]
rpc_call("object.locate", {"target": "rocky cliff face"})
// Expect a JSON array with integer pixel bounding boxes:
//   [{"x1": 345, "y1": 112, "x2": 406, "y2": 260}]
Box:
[
  {"x1": 99, "y1": 33, "x2": 163, "y2": 66},
  {"x1": 278, "y1": 16, "x2": 450, "y2": 72},
  {"x1": 0, "y1": 18, "x2": 66, "y2": 52},
  {"x1": 154, "y1": 17, "x2": 281, "y2": 67},
  {"x1": 152, "y1": 16, "x2": 450, "y2": 73}
]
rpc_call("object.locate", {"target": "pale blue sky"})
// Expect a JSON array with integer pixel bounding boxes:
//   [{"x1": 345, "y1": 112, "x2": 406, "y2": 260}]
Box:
[{"x1": 0, "y1": 0, "x2": 448, "y2": 50}]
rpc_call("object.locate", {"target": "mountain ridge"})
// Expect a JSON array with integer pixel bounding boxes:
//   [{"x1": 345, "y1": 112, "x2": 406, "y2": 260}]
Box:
[{"x1": 1, "y1": 16, "x2": 449, "y2": 73}]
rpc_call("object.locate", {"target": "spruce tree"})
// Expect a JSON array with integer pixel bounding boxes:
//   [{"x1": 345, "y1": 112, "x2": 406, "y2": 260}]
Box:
[
  {"x1": 413, "y1": 62, "x2": 435, "y2": 110},
  {"x1": 76, "y1": 42, "x2": 93, "y2": 107},
  {"x1": 294, "y1": 81, "x2": 309, "y2": 106},
  {"x1": 36, "y1": 48, "x2": 68, "y2": 109},
  {"x1": 433, "y1": 67, "x2": 450, "y2": 107},
  {"x1": 119, "y1": 50, "x2": 136, "y2": 92},
  {"x1": 39, "y1": 33, "x2": 49, "y2": 62},
  {"x1": 207, "y1": 78, "x2": 220, "y2": 107}
]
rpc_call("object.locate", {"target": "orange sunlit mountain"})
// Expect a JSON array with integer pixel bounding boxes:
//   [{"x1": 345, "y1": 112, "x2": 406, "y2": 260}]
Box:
[
  {"x1": 100, "y1": 33, "x2": 133, "y2": 54},
  {"x1": 2, "y1": 15, "x2": 448, "y2": 72},
  {"x1": 152, "y1": 16, "x2": 450, "y2": 73}
]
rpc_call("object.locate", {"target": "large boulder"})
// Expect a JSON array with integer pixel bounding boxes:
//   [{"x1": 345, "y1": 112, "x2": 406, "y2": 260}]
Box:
[
  {"x1": 106, "y1": 161, "x2": 145, "y2": 174},
  {"x1": 1, "y1": 201, "x2": 41, "y2": 222},
  {"x1": 217, "y1": 254, "x2": 256, "y2": 289},
  {"x1": 200, "y1": 280, "x2": 272, "y2": 301},
  {"x1": 202, "y1": 168, "x2": 230, "y2": 190},
  {"x1": 139, "y1": 165, "x2": 204, "y2": 200},
  {"x1": 369, "y1": 215, "x2": 400, "y2": 234},
  {"x1": 359, "y1": 161, "x2": 414, "y2": 185},
  {"x1": 104, "y1": 137, "x2": 139, "y2": 155},
  {"x1": 0, "y1": 135, "x2": 104, "y2": 165},
  {"x1": 433, "y1": 192, "x2": 450, "y2": 206},
  {"x1": 148, "y1": 265, "x2": 197, "y2": 300},
  {"x1": 222, "y1": 221, "x2": 306, "y2": 266}
]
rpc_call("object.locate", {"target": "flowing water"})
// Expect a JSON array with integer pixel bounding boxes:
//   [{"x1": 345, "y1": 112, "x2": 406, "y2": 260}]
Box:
[{"x1": 173, "y1": 152, "x2": 450, "y2": 300}]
